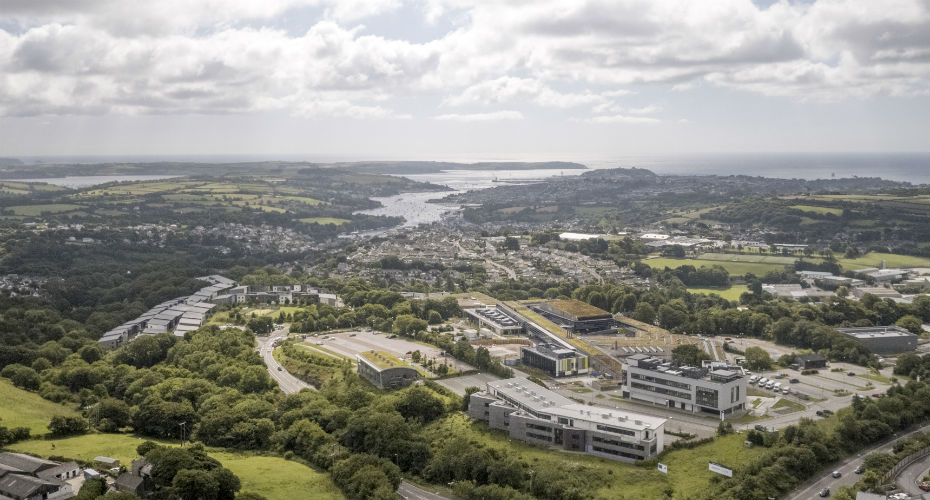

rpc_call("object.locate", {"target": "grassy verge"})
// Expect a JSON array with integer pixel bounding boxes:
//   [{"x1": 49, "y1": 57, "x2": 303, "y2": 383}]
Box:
[{"x1": 771, "y1": 398, "x2": 805, "y2": 413}]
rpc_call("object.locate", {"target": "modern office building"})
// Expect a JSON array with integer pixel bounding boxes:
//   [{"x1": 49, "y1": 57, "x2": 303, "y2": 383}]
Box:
[
  {"x1": 530, "y1": 299, "x2": 616, "y2": 334},
  {"x1": 464, "y1": 306, "x2": 524, "y2": 335},
  {"x1": 468, "y1": 377, "x2": 665, "y2": 462},
  {"x1": 356, "y1": 350, "x2": 419, "y2": 390},
  {"x1": 836, "y1": 326, "x2": 918, "y2": 355},
  {"x1": 622, "y1": 354, "x2": 747, "y2": 416},
  {"x1": 521, "y1": 343, "x2": 589, "y2": 377}
]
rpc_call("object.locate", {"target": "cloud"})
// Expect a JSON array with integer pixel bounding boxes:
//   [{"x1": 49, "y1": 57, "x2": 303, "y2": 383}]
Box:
[
  {"x1": 585, "y1": 114, "x2": 660, "y2": 124},
  {"x1": 434, "y1": 110, "x2": 524, "y2": 121},
  {"x1": 0, "y1": 0, "x2": 927, "y2": 119}
]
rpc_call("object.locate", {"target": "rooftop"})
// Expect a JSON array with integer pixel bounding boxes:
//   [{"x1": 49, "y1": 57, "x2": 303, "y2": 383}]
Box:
[
  {"x1": 837, "y1": 326, "x2": 916, "y2": 339},
  {"x1": 358, "y1": 350, "x2": 410, "y2": 370},
  {"x1": 544, "y1": 299, "x2": 611, "y2": 319}
]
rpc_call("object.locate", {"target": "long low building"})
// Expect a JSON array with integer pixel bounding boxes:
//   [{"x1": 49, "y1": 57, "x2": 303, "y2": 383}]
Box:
[
  {"x1": 622, "y1": 354, "x2": 747, "y2": 417},
  {"x1": 468, "y1": 377, "x2": 665, "y2": 462},
  {"x1": 464, "y1": 306, "x2": 524, "y2": 335},
  {"x1": 356, "y1": 350, "x2": 419, "y2": 390},
  {"x1": 836, "y1": 326, "x2": 918, "y2": 354},
  {"x1": 530, "y1": 299, "x2": 616, "y2": 334}
]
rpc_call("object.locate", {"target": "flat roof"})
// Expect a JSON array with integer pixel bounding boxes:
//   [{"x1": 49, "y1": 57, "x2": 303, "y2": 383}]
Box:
[
  {"x1": 358, "y1": 350, "x2": 410, "y2": 370},
  {"x1": 545, "y1": 299, "x2": 611, "y2": 319},
  {"x1": 487, "y1": 377, "x2": 665, "y2": 431},
  {"x1": 837, "y1": 326, "x2": 916, "y2": 339}
]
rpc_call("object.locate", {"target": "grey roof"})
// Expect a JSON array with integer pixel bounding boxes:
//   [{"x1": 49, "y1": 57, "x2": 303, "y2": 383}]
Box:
[
  {"x1": 0, "y1": 473, "x2": 59, "y2": 498},
  {"x1": 0, "y1": 452, "x2": 58, "y2": 474},
  {"x1": 795, "y1": 353, "x2": 826, "y2": 361},
  {"x1": 36, "y1": 461, "x2": 79, "y2": 481},
  {"x1": 837, "y1": 326, "x2": 916, "y2": 339}
]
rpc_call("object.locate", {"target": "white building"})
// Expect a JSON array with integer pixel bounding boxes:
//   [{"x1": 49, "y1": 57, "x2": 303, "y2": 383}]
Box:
[{"x1": 623, "y1": 354, "x2": 746, "y2": 417}]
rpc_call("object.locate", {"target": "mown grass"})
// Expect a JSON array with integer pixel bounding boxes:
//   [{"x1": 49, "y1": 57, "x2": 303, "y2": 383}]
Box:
[
  {"x1": 771, "y1": 398, "x2": 805, "y2": 413},
  {"x1": 697, "y1": 252, "x2": 801, "y2": 265},
  {"x1": 837, "y1": 252, "x2": 929, "y2": 270},
  {"x1": 7, "y1": 433, "x2": 344, "y2": 499},
  {"x1": 644, "y1": 257, "x2": 785, "y2": 276},
  {"x1": 0, "y1": 379, "x2": 80, "y2": 434},
  {"x1": 686, "y1": 285, "x2": 748, "y2": 301}
]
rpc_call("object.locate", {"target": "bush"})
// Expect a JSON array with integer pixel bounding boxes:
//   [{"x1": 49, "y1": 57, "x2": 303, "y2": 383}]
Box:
[{"x1": 48, "y1": 416, "x2": 88, "y2": 437}]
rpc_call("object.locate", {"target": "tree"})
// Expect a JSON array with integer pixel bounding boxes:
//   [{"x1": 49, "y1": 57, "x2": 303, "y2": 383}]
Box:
[
  {"x1": 395, "y1": 387, "x2": 446, "y2": 424},
  {"x1": 173, "y1": 469, "x2": 219, "y2": 500},
  {"x1": 633, "y1": 302, "x2": 656, "y2": 324},
  {"x1": 744, "y1": 346, "x2": 773, "y2": 371},
  {"x1": 672, "y1": 344, "x2": 710, "y2": 366},
  {"x1": 503, "y1": 237, "x2": 520, "y2": 251},
  {"x1": 48, "y1": 416, "x2": 88, "y2": 437},
  {"x1": 0, "y1": 364, "x2": 40, "y2": 391},
  {"x1": 895, "y1": 315, "x2": 923, "y2": 335}
]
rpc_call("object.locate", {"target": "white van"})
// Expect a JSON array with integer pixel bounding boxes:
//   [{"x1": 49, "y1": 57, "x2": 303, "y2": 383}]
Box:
[
  {"x1": 758, "y1": 377, "x2": 769, "y2": 386},
  {"x1": 749, "y1": 376, "x2": 758, "y2": 384},
  {"x1": 765, "y1": 382, "x2": 775, "y2": 390}
]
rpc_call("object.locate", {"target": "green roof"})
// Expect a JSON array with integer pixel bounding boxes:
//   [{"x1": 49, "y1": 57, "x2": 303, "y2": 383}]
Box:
[
  {"x1": 545, "y1": 299, "x2": 610, "y2": 319},
  {"x1": 359, "y1": 350, "x2": 409, "y2": 370}
]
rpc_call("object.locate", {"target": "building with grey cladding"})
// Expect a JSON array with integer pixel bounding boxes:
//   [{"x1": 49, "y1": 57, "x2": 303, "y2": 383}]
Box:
[
  {"x1": 468, "y1": 377, "x2": 665, "y2": 462},
  {"x1": 836, "y1": 326, "x2": 918, "y2": 354},
  {"x1": 622, "y1": 354, "x2": 747, "y2": 416}
]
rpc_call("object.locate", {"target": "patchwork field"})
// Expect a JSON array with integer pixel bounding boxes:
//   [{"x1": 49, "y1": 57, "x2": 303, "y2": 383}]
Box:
[
  {"x1": 299, "y1": 217, "x2": 351, "y2": 225},
  {"x1": 789, "y1": 205, "x2": 843, "y2": 216},
  {"x1": 838, "y1": 252, "x2": 930, "y2": 270},
  {"x1": 7, "y1": 203, "x2": 84, "y2": 216}
]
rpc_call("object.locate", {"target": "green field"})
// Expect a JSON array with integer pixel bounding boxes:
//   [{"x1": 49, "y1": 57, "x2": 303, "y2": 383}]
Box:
[
  {"x1": 0, "y1": 379, "x2": 80, "y2": 434},
  {"x1": 838, "y1": 252, "x2": 929, "y2": 270},
  {"x1": 789, "y1": 205, "x2": 843, "y2": 216},
  {"x1": 644, "y1": 257, "x2": 785, "y2": 276},
  {"x1": 7, "y1": 203, "x2": 84, "y2": 216},
  {"x1": 7, "y1": 433, "x2": 343, "y2": 499},
  {"x1": 686, "y1": 285, "x2": 748, "y2": 301},
  {"x1": 299, "y1": 217, "x2": 350, "y2": 225},
  {"x1": 698, "y1": 252, "x2": 802, "y2": 265}
]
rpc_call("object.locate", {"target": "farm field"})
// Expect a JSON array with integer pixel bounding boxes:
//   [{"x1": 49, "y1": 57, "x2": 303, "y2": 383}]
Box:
[
  {"x1": 7, "y1": 203, "x2": 84, "y2": 216},
  {"x1": 6, "y1": 433, "x2": 344, "y2": 499},
  {"x1": 686, "y1": 285, "x2": 748, "y2": 301},
  {"x1": 299, "y1": 217, "x2": 350, "y2": 225},
  {"x1": 789, "y1": 205, "x2": 843, "y2": 215},
  {"x1": 838, "y1": 252, "x2": 929, "y2": 270},
  {"x1": 0, "y1": 379, "x2": 80, "y2": 434},
  {"x1": 644, "y1": 257, "x2": 785, "y2": 276},
  {"x1": 697, "y1": 252, "x2": 804, "y2": 265}
]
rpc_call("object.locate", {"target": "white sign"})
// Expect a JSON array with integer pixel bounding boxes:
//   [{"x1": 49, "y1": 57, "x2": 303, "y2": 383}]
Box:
[
  {"x1": 708, "y1": 462, "x2": 733, "y2": 478},
  {"x1": 657, "y1": 463, "x2": 668, "y2": 474}
]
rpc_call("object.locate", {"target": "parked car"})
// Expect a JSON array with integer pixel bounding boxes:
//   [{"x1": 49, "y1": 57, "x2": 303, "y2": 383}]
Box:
[
  {"x1": 782, "y1": 388, "x2": 790, "y2": 394},
  {"x1": 774, "y1": 374, "x2": 785, "y2": 379},
  {"x1": 831, "y1": 471, "x2": 841, "y2": 478},
  {"x1": 822, "y1": 409, "x2": 834, "y2": 416},
  {"x1": 816, "y1": 410, "x2": 824, "y2": 416},
  {"x1": 918, "y1": 481, "x2": 930, "y2": 492},
  {"x1": 754, "y1": 424, "x2": 767, "y2": 432},
  {"x1": 790, "y1": 378, "x2": 799, "y2": 384},
  {"x1": 819, "y1": 488, "x2": 830, "y2": 497},
  {"x1": 854, "y1": 465, "x2": 864, "y2": 474},
  {"x1": 848, "y1": 371, "x2": 856, "y2": 376}
]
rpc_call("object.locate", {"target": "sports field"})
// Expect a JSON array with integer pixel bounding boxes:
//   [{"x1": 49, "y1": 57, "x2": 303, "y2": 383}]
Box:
[{"x1": 644, "y1": 257, "x2": 785, "y2": 276}]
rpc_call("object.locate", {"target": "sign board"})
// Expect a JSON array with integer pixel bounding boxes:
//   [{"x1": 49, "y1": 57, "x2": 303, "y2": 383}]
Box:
[
  {"x1": 708, "y1": 462, "x2": 733, "y2": 478},
  {"x1": 657, "y1": 463, "x2": 668, "y2": 474}
]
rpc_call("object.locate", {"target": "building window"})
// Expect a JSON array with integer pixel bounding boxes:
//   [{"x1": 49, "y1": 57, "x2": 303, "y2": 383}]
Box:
[
  {"x1": 596, "y1": 424, "x2": 635, "y2": 436},
  {"x1": 696, "y1": 387, "x2": 718, "y2": 408}
]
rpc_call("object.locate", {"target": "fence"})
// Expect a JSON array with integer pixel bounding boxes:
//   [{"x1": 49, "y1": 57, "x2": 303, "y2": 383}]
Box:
[{"x1": 878, "y1": 444, "x2": 930, "y2": 490}]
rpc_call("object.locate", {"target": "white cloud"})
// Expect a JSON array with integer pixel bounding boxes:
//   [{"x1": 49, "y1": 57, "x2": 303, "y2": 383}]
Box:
[
  {"x1": 585, "y1": 114, "x2": 660, "y2": 124},
  {"x1": 434, "y1": 110, "x2": 523, "y2": 121},
  {"x1": 0, "y1": 0, "x2": 927, "y2": 119}
]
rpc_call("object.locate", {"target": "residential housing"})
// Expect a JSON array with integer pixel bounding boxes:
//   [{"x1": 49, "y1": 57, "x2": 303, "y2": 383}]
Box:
[{"x1": 468, "y1": 377, "x2": 666, "y2": 462}]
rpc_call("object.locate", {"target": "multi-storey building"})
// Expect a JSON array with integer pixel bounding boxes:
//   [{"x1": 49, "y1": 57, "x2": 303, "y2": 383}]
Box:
[
  {"x1": 520, "y1": 343, "x2": 589, "y2": 377},
  {"x1": 468, "y1": 377, "x2": 665, "y2": 462},
  {"x1": 622, "y1": 354, "x2": 746, "y2": 416}
]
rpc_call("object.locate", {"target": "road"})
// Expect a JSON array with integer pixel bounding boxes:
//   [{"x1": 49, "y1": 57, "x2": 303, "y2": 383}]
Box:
[
  {"x1": 256, "y1": 333, "x2": 315, "y2": 394},
  {"x1": 788, "y1": 423, "x2": 930, "y2": 500},
  {"x1": 397, "y1": 481, "x2": 453, "y2": 500},
  {"x1": 896, "y1": 451, "x2": 930, "y2": 497},
  {"x1": 257, "y1": 332, "x2": 453, "y2": 500}
]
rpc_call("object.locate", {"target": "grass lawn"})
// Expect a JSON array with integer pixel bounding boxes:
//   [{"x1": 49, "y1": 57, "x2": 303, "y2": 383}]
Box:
[
  {"x1": 644, "y1": 257, "x2": 785, "y2": 276},
  {"x1": 0, "y1": 379, "x2": 80, "y2": 434},
  {"x1": 7, "y1": 433, "x2": 343, "y2": 500},
  {"x1": 789, "y1": 205, "x2": 843, "y2": 216},
  {"x1": 697, "y1": 252, "x2": 801, "y2": 265},
  {"x1": 771, "y1": 398, "x2": 805, "y2": 413},
  {"x1": 686, "y1": 285, "x2": 748, "y2": 301},
  {"x1": 8, "y1": 203, "x2": 84, "y2": 216},
  {"x1": 299, "y1": 217, "x2": 351, "y2": 225},
  {"x1": 837, "y1": 252, "x2": 929, "y2": 270}
]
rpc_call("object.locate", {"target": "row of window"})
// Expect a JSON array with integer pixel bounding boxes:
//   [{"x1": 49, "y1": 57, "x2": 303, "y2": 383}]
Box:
[
  {"x1": 631, "y1": 381, "x2": 692, "y2": 401},
  {"x1": 592, "y1": 446, "x2": 642, "y2": 460},
  {"x1": 526, "y1": 423, "x2": 552, "y2": 432},
  {"x1": 631, "y1": 371, "x2": 691, "y2": 390},
  {"x1": 596, "y1": 424, "x2": 635, "y2": 437},
  {"x1": 592, "y1": 435, "x2": 644, "y2": 451},
  {"x1": 526, "y1": 432, "x2": 553, "y2": 442}
]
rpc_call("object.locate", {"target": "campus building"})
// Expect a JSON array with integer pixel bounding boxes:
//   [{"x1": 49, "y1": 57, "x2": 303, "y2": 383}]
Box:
[
  {"x1": 836, "y1": 326, "x2": 918, "y2": 355},
  {"x1": 468, "y1": 377, "x2": 666, "y2": 462},
  {"x1": 464, "y1": 306, "x2": 524, "y2": 335},
  {"x1": 530, "y1": 299, "x2": 616, "y2": 334},
  {"x1": 356, "y1": 350, "x2": 419, "y2": 390},
  {"x1": 622, "y1": 354, "x2": 747, "y2": 416},
  {"x1": 520, "y1": 343, "x2": 589, "y2": 377}
]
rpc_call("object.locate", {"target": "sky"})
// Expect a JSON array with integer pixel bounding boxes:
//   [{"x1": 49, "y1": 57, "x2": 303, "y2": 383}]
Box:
[{"x1": 0, "y1": 0, "x2": 928, "y2": 160}]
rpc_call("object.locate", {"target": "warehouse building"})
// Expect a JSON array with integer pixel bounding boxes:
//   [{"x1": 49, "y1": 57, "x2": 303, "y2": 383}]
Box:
[
  {"x1": 356, "y1": 350, "x2": 419, "y2": 390},
  {"x1": 468, "y1": 377, "x2": 665, "y2": 461},
  {"x1": 622, "y1": 354, "x2": 746, "y2": 416},
  {"x1": 836, "y1": 326, "x2": 918, "y2": 355},
  {"x1": 520, "y1": 343, "x2": 589, "y2": 377}
]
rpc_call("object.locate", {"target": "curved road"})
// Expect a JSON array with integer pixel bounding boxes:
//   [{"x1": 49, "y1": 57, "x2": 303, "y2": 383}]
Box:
[
  {"x1": 788, "y1": 423, "x2": 930, "y2": 499},
  {"x1": 897, "y1": 452, "x2": 930, "y2": 497},
  {"x1": 256, "y1": 333, "x2": 453, "y2": 500}
]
